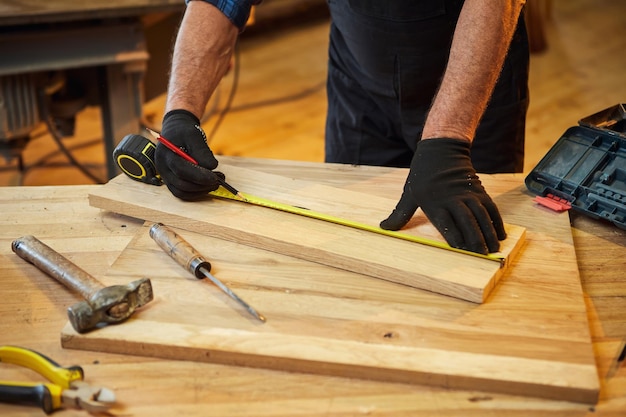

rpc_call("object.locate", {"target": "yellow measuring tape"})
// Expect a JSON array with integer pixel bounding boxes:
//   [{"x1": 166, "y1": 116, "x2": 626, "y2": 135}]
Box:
[{"x1": 209, "y1": 187, "x2": 504, "y2": 263}]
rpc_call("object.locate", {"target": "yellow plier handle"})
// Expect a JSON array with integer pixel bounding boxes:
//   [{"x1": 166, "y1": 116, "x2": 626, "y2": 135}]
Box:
[{"x1": 0, "y1": 345, "x2": 84, "y2": 414}]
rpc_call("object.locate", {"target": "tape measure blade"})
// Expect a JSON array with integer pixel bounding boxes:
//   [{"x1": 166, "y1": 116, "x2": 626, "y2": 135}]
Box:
[{"x1": 209, "y1": 187, "x2": 502, "y2": 262}]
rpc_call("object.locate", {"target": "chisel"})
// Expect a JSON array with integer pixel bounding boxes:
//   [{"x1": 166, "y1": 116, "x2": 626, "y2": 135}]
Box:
[{"x1": 149, "y1": 223, "x2": 266, "y2": 323}]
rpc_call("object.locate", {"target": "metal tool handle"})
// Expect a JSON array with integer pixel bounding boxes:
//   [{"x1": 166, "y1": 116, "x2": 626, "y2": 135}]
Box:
[
  {"x1": 149, "y1": 223, "x2": 211, "y2": 279},
  {"x1": 12, "y1": 236, "x2": 104, "y2": 299}
]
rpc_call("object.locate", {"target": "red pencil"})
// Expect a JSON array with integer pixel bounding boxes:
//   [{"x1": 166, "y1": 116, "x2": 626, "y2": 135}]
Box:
[{"x1": 147, "y1": 128, "x2": 198, "y2": 165}]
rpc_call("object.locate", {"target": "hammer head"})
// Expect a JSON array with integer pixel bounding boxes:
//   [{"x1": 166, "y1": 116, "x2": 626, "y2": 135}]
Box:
[{"x1": 67, "y1": 278, "x2": 154, "y2": 333}]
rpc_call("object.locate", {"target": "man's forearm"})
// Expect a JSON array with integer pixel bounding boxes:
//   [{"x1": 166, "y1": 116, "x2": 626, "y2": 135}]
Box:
[
  {"x1": 165, "y1": 1, "x2": 239, "y2": 119},
  {"x1": 422, "y1": 0, "x2": 525, "y2": 142}
]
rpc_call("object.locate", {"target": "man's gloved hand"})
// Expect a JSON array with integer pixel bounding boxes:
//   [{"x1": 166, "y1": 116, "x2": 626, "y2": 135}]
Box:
[
  {"x1": 380, "y1": 138, "x2": 506, "y2": 254},
  {"x1": 155, "y1": 109, "x2": 225, "y2": 200}
]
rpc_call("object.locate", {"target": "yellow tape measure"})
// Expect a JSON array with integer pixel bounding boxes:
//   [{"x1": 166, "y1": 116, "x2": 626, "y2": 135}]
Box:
[
  {"x1": 209, "y1": 187, "x2": 504, "y2": 263},
  {"x1": 113, "y1": 134, "x2": 162, "y2": 186}
]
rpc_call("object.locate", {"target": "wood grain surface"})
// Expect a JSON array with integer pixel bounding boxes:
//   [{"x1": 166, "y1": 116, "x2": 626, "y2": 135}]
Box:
[
  {"x1": 87, "y1": 164, "x2": 525, "y2": 303},
  {"x1": 3, "y1": 158, "x2": 624, "y2": 416},
  {"x1": 59, "y1": 159, "x2": 599, "y2": 403}
]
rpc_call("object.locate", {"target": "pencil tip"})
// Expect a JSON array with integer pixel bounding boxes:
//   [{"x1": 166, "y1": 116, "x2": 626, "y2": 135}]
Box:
[{"x1": 146, "y1": 128, "x2": 159, "y2": 138}]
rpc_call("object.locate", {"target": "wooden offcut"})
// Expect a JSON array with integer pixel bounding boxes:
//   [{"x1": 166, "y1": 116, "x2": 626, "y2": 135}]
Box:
[{"x1": 88, "y1": 164, "x2": 525, "y2": 303}]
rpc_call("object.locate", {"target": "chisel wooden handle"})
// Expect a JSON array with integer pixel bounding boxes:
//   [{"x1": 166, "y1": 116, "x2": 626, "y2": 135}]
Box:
[{"x1": 149, "y1": 223, "x2": 211, "y2": 279}]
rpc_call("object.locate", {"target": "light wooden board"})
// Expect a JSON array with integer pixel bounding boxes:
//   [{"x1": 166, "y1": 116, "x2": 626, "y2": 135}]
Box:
[
  {"x1": 61, "y1": 217, "x2": 598, "y2": 403},
  {"x1": 87, "y1": 164, "x2": 526, "y2": 303},
  {"x1": 64, "y1": 162, "x2": 600, "y2": 403}
]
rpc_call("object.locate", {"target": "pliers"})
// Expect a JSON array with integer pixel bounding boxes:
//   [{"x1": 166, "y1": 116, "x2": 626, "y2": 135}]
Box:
[{"x1": 0, "y1": 345, "x2": 115, "y2": 414}]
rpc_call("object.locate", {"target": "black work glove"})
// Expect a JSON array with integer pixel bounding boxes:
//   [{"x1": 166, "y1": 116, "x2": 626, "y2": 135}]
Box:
[
  {"x1": 155, "y1": 109, "x2": 225, "y2": 200},
  {"x1": 380, "y1": 138, "x2": 506, "y2": 254}
]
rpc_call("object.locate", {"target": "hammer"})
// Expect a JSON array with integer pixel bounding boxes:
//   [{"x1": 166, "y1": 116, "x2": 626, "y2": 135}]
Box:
[{"x1": 12, "y1": 235, "x2": 153, "y2": 333}]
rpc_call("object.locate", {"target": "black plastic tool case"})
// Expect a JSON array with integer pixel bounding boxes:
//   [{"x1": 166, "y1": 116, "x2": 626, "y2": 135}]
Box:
[{"x1": 525, "y1": 103, "x2": 626, "y2": 230}]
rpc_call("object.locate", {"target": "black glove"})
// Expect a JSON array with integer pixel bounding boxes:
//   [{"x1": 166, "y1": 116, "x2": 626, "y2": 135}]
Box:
[
  {"x1": 155, "y1": 109, "x2": 225, "y2": 200},
  {"x1": 380, "y1": 138, "x2": 506, "y2": 254}
]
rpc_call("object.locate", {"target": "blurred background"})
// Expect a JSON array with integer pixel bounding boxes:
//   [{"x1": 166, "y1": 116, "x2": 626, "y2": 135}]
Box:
[{"x1": 0, "y1": 0, "x2": 624, "y2": 186}]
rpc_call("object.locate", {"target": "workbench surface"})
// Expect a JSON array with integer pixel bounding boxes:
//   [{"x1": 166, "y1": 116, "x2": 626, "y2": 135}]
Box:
[{"x1": 1, "y1": 157, "x2": 624, "y2": 416}]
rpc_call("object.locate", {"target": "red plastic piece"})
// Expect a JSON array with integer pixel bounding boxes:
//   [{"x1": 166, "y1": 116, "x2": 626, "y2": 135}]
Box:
[{"x1": 533, "y1": 194, "x2": 572, "y2": 212}]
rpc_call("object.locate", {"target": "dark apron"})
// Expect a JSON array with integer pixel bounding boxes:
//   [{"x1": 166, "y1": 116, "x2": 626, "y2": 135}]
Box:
[{"x1": 324, "y1": 0, "x2": 529, "y2": 173}]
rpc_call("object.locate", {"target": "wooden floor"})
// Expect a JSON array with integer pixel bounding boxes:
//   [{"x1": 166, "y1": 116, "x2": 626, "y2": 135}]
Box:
[{"x1": 1, "y1": 0, "x2": 625, "y2": 186}]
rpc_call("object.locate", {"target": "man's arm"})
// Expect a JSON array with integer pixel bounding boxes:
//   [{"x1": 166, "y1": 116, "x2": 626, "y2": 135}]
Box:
[
  {"x1": 156, "y1": 1, "x2": 255, "y2": 200},
  {"x1": 422, "y1": 0, "x2": 526, "y2": 142},
  {"x1": 381, "y1": 0, "x2": 525, "y2": 253},
  {"x1": 165, "y1": 1, "x2": 240, "y2": 119}
]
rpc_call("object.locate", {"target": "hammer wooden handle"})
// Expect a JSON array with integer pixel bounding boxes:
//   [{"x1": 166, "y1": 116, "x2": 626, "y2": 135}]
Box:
[{"x1": 12, "y1": 235, "x2": 104, "y2": 299}]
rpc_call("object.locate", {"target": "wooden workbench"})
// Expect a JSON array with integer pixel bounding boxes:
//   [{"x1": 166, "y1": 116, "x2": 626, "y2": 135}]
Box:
[{"x1": 1, "y1": 157, "x2": 624, "y2": 416}]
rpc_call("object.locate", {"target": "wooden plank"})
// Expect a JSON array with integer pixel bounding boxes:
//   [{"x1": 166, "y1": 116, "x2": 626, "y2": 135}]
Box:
[
  {"x1": 87, "y1": 164, "x2": 525, "y2": 303},
  {"x1": 61, "y1": 161, "x2": 599, "y2": 403},
  {"x1": 61, "y1": 214, "x2": 598, "y2": 403}
]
